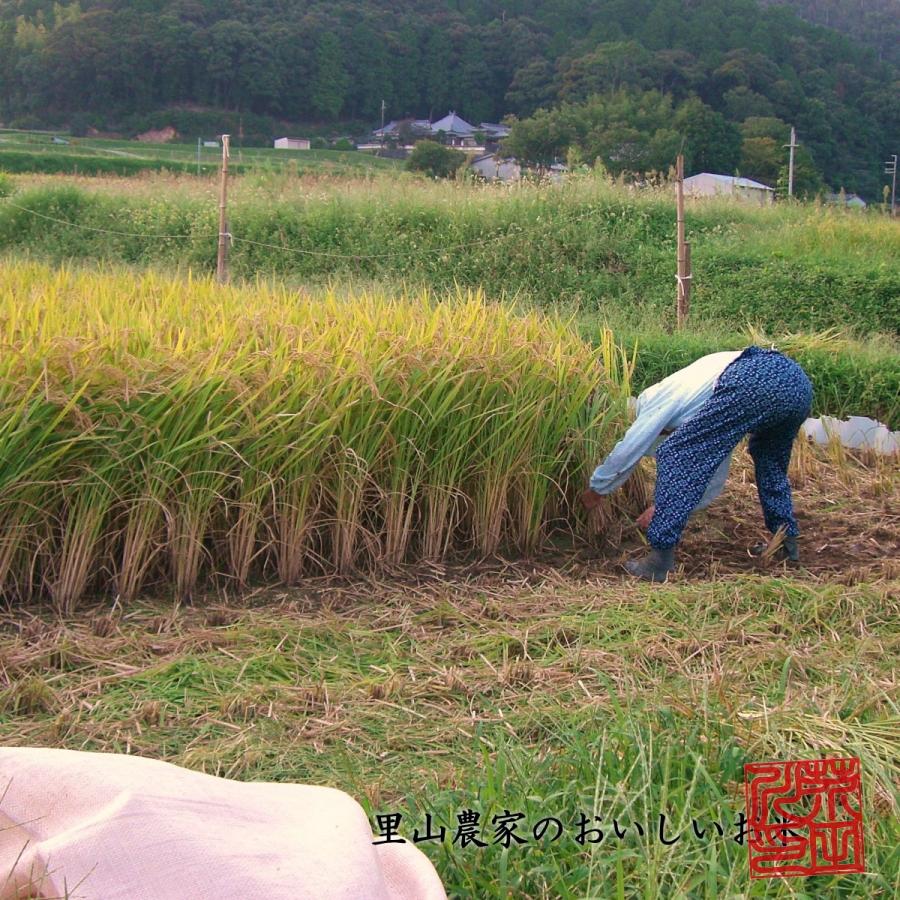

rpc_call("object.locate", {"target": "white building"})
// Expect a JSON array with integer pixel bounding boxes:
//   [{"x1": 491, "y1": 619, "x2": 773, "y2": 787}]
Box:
[
  {"x1": 274, "y1": 137, "x2": 311, "y2": 150},
  {"x1": 684, "y1": 173, "x2": 775, "y2": 204}
]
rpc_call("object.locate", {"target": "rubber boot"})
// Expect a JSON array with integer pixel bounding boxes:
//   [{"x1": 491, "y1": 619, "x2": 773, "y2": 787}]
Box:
[
  {"x1": 751, "y1": 535, "x2": 799, "y2": 562},
  {"x1": 625, "y1": 546, "x2": 675, "y2": 582}
]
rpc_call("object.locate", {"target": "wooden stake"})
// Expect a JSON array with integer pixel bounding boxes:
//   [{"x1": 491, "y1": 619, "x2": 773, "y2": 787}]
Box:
[
  {"x1": 216, "y1": 134, "x2": 231, "y2": 285},
  {"x1": 682, "y1": 241, "x2": 691, "y2": 325},
  {"x1": 676, "y1": 154, "x2": 687, "y2": 329}
]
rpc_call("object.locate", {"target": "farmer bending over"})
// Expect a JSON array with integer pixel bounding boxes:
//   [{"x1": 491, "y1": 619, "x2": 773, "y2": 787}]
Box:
[{"x1": 582, "y1": 346, "x2": 813, "y2": 582}]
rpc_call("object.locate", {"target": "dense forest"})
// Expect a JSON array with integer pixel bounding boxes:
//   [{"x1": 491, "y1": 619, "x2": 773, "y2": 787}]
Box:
[
  {"x1": 761, "y1": 0, "x2": 899, "y2": 67},
  {"x1": 0, "y1": 0, "x2": 897, "y2": 197}
]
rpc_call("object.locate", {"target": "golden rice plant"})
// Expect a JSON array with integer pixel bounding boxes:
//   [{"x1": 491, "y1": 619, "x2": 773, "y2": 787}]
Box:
[{"x1": 0, "y1": 262, "x2": 629, "y2": 610}]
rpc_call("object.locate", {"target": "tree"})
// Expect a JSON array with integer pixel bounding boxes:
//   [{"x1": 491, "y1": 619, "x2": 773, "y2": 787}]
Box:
[
  {"x1": 406, "y1": 141, "x2": 466, "y2": 178},
  {"x1": 674, "y1": 97, "x2": 742, "y2": 174},
  {"x1": 390, "y1": 24, "x2": 421, "y2": 118},
  {"x1": 722, "y1": 86, "x2": 775, "y2": 120},
  {"x1": 203, "y1": 19, "x2": 252, "y2": 109},
  {"x1": 505, "y1": 59, "x2": 556, "y2": 117},
  {"x1": 453, "y1": 36, "x2": 495, "y2": 124},
  {"x1": 739, "y1": 137, "x2": 781, "y2": 186},
  {"x1": 503, "y1": 107, "x2": 576, "y2": 167},
  {"x1": 421, "y1": 29, "x2": 453, "y2": 116},
  {"x1": 558, "y1": 42, "x2": 655, "y2": 102},
  {"x1": 310, "y1": 31, "x2": 348, "y2": 120},
  {"x1": 347, "y1": 20, "x2": 393, "y2": 120},
  {"x1": 578, "y1": 91, "x2": 681, "y2": 175},
  {"x1": 505, "y1": 90, "x2": 682, "y2": 176}
]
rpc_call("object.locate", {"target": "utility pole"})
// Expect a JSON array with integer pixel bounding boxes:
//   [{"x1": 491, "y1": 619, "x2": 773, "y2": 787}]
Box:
[
  {"x1": 197, "y1": 137, "x2": 201, "y2": 176},
  {"x1": 886, "y1": 154, "x2": 897, "y2": 218},
  {"x1": 785, "y1": 126, "x2": 797, "y2": 198},
  {"x1": 380, "y1": 99, "x2": 386, "y2": 151},
  {"x1": 216, "y1": 134, "x2": 230, "y2": 285},
  {"x1": 675, "y1": 154, "x2": 691, "y2": 329}
]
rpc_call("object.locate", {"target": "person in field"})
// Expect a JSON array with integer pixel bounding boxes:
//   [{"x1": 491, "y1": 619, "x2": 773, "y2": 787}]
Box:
[{"x1": 582, "y1": 346, "x2": 814, "y2": 582}]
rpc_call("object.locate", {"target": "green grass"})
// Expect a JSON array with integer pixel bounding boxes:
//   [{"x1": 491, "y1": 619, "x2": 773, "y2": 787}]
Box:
[{"x1": 574, "y1": 318, "x2": 900, "y2": 429}]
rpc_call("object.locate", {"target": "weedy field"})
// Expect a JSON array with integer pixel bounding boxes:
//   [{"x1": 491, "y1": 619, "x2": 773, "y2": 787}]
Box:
[
  {"x1": 1, "y1": 169, "x2": 898, "y2": 337},
  {"x1": 0, "y1": 444, "x2": 896, "y2": 898},
  {"x1": 2, "y1": 168, "x2": 898, "y2": 424}
]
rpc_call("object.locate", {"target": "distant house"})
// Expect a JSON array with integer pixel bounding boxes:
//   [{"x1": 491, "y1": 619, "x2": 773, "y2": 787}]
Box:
[
  {"x1": 684, "y1": 173, "x2": 775, "y2": 205},
  {"x1": 372, "y1": 113, "x2": 503, "y2": 149},
  {"x1": 470, "y1": 154, "x2": 521, "y2": 182},
  {"x1": 429, "y1": 112, "x2": 478, "y2": 146},
  {"x1": 479, "y1": 122, "x2": 510, "y2": 139},
  {"x1": 470, "y1": 154, "x2": 568, "y2": 183},
  {"x1": 826, "y1": 192, "x2": 867, "y2": 209},
  {"x1": 373, "y1": 119, "x2": 431, "y2": 141},
  {"x1": 274, "y1": 137, "x2": 310, "y2": 150}
]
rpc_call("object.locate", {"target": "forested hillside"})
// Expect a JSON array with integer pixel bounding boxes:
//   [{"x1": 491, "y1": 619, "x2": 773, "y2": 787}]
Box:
[
  {"x1": 760, "y1": 0, "x2": 899, "y2": 67},
  {"x1": 0, "y1": 0, "x2": 897, "y2": 197}
]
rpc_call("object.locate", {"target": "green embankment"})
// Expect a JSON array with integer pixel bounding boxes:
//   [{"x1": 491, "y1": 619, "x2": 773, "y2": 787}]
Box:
[{"x1": 1, "y1": 178, "x2": 895, "y2": 334}]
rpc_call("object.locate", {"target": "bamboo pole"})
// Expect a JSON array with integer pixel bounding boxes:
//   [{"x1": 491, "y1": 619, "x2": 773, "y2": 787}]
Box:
[
  {"x1": 676, "y1": 154, "x2": 687, "y2": 329},
  {"x1": 216, "y1": 134, "x2": 231, "y2": 285}
]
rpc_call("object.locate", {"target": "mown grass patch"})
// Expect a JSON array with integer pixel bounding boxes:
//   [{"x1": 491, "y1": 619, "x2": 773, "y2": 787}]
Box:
[{"x1": 1, "y1": 440, "x2": 896, "y2": 896}]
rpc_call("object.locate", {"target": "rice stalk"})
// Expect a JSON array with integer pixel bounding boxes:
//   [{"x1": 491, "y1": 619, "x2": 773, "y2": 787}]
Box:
[{"x1": 0, "y1": 263, "x2": 626, "y2": 606}]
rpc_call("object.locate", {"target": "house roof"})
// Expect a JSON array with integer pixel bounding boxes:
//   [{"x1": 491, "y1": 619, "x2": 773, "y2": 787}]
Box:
[
  {"x1": 430, "y1": 112, "x2": 476, "y2": 135},
  {"x1": 826, "y1": 192, "x2": 867, "y2": 207},
  {"x1": 479, "y1": 122, "x2": 510, "y2": 136},
  {"x1": 373, "y1": 119, "x2": 431, "y2": 136},
  {"x1": 687, "y1": 173, "x2": 774, "y2": 191}
]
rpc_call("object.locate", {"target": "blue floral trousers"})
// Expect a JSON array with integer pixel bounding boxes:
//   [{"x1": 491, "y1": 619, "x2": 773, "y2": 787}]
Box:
[{"x1": 647, "y1": 347, "x2": 813, "y2": 550}]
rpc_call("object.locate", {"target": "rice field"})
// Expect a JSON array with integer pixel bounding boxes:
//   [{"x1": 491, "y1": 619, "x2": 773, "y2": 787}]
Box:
[{"x1": 0, "y1": 262, "x2": 638, "y2": 612}]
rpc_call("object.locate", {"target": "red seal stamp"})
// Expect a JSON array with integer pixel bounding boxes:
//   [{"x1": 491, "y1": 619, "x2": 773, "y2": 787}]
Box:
[{"x1": 744, "y1": 757, "x2": 865, "y2": 878}]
